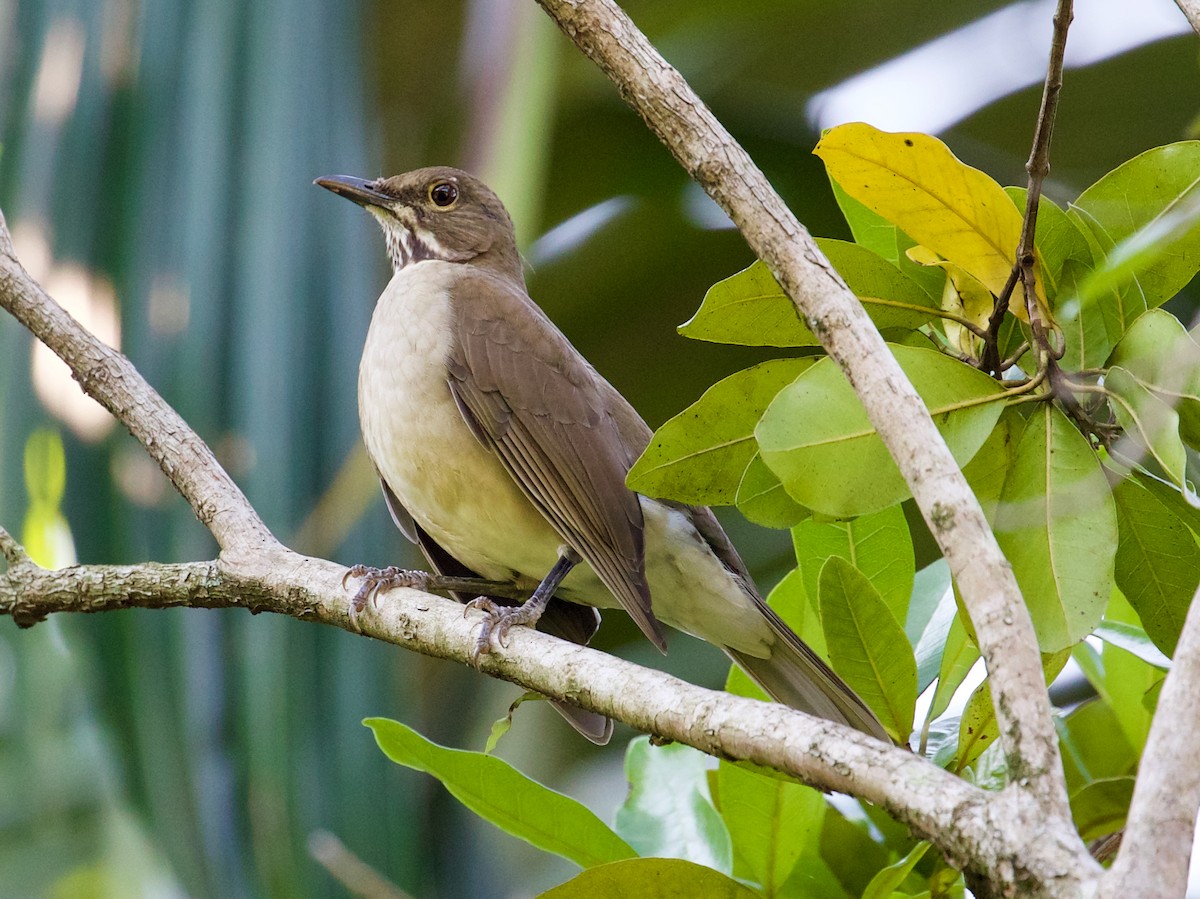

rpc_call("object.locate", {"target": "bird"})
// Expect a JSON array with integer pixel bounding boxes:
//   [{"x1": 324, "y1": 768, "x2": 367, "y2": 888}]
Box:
[{"x1": 316, "y1": 166, "x2": 890, "y2": 745}]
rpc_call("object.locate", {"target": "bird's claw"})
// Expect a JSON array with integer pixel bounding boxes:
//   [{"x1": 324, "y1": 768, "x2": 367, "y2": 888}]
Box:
[
  {"x1": 342, "y1": 565, "x2": 429, "y2": 631},
  {"x1": 465, "y1": 597, "x2": 540, "y2": 661}
]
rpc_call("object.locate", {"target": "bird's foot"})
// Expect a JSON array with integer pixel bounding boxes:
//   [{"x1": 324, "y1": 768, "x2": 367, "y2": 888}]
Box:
[
  {"x1": 464, "y1": 596, "x2": 547, "y2": 660},
  {"x1": 342, "y1": 565, "x2": 433, "y2": 631}
]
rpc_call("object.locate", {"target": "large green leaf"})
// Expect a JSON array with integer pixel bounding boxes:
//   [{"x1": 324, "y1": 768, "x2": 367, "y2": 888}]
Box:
[
  {"x1": 819, "y1": 557, "x2": 917, "y2": 742},
  {"x1": 758, "y1": 345, "x2": 1006, "y2": 517},
  {"x1": 1111, "y1": 478, "x2": 1199, "y2": 657},
  {"x1": 366, "y1": 719, "x2": 635, "y2": 868},
  {"x1": 922, "y1": 612, "x2": 980, "y2": 750},
  {"x1": 716, "y1": 761, "x2": 825, "y2": 893},
  {"x1": 615, "y1": 738, "x2": 732, "y2": 873},
  {"x1": 628, "y1": 358, "x2": 813, "y2": 504},
  {"x1": 734, "y1": 453, "x2": 809, "y2": 528},
  {"x1": 1069, "y1": 777, "x2": 1135, "y2": 843},
  {"x1": 792, "y1": 503, "x2": 914, "y2": 626},
  {"x1": 679, "y1": 240, "x2": 938, "y2": 347},
  {"x1": 961, "y1": 408, "x2": 1019, "y2": 523},
  {"x1": 540, "y1": 858, "x2": 760, "y2": 898},
  {"x1": 1108, "y1": 309, "x2": 1200, "y2": 450},
  {"x1": 1070, "y1": 142, "x2": 1200, "y2": 312},
  {"x1": 1106, "y1": 366, "x2": 1187, "y2": 487},
  {"x1": 993, "y1": 405, "x2": 1117, "y2": 651}
]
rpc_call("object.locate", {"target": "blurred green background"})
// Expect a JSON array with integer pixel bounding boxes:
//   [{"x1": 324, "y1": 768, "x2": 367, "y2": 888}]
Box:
[{"x1": 0, "y1": 1, "x2": 1196, "y2": 896}]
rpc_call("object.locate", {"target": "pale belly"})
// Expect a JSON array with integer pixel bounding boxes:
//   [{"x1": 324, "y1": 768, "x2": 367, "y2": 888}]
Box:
[
  {"x1": 357, "y1": 263, "x2": 617, "y2": 605},
  {"x1": 357, "y1": 262, "x2": 773, "y2": 654}
]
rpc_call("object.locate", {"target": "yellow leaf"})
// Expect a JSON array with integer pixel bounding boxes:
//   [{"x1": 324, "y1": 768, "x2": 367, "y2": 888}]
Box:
[
  {"x1": 907, "y1": 249, "x2": 993, "y2": 355},
  {"x1": 815, "y1": 122, "x2": 1049, "y2": 323}
]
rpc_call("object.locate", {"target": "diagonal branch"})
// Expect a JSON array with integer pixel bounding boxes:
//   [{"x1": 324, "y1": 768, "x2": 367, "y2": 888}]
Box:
[
  {"x1": 1099, "y1": 580, "x2": 1200, "y2": 898},
  {"x1": 0, "y1": 215, "x2": 276, "y2": 555},
  {"x1": 1175, "y1": 0, "x2": 1200, "y2": 35},
  {"x1": 532, "y1": 0, "x2": 1079, "y2": 860}
]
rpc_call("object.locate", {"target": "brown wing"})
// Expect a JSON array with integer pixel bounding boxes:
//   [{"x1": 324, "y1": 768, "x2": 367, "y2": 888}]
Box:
[{"x1": 444, "y1": 269, "x2": 667, "y2": 650}]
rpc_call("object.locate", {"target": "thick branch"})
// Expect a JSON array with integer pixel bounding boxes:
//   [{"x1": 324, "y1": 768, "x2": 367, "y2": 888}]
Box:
[
  {"x1": 1099, "y1": 581, "x2": 1200, "y2": 897},
  {"x1": 0, "y1": 545, "x2": 1008, "y2": 876},
  {"x1": 533, "y1": 0, "x2": 1077, "y2": 854},
  {"x1": 0, "y1": 214, "x2": 276, "y2": 554}
]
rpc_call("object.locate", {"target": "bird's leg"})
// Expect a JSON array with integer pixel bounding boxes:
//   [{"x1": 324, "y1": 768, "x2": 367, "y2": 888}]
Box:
[
  {"x1": 467, "y1": 547, "x2": 581, "y2": 659},
  {"x1": 342, "y1": 564, "x2": 525, "y2": 631}
]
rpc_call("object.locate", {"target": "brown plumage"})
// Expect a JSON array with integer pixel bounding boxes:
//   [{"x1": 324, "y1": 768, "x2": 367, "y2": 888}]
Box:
[{"x1": 317, "y1": 167, "x2": 891, "y2": 745}]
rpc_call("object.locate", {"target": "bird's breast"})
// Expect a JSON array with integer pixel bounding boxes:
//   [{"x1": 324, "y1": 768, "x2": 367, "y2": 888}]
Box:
[{"x1": 357, "y1": 262, "x2": 564, "y2": 583}]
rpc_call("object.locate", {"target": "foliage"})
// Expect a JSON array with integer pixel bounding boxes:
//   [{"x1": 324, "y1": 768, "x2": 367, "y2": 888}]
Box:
[{"x1": 376, "y1": 124, "x2": 1200, "y2": 895}]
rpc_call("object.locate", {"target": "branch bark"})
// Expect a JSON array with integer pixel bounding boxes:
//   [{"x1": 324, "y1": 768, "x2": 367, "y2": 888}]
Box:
[
  {"x1": 1175, "y1": 0, "x2": 1200, "y2": 35},
  {"x1": 1099, "y1": 580, "x2": 1200, "y2": 898},
  {"x1": 531, "y1": 0, "x2": 1088, "y2": 888}
]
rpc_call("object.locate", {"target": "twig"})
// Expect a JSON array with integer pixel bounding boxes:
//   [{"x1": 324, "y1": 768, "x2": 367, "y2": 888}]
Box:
[
  {"x1": 308, "y1": 830, "x2": 414, "y2": 899},
  {"x1": 0, "y1": 526, "x2": 31, "y2": 567},
  {"x1": 532, "y1": 3, "x2": 1085, "y2": 890}
]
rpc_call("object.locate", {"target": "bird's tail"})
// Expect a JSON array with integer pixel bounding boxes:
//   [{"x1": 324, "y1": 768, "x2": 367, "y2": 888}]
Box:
[{"x1": 725, "y1": 598, "x2": 894, "y2": 744}]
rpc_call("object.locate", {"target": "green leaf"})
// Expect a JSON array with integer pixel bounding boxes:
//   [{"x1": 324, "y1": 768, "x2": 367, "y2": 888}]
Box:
[
  {"x1": 792, "y1": 503, "x2": 915, "y2": 626},
  {"x1": 1071, "y1": 142, "x2": 1200, "y2": 311},
  {"x1": 734, "y1": 453, "x2": 810, "y2": 528},
  {"x1": 961, "y1": 409, "x2": 1019, "y2": 523},
  {"x1": 484, "y1": 692, "x2": 544, "y2": 753},
  {"x1": 716, "y1": 760, "x2": 825, "y2": 892},
  {"x1": 1108, "y1": 309, "x2": 1200, "y2": 450},
  {"x1": 1106, "y1": 367, "x2": 1187, "y2": 487},
  {"x1": 680, "y1": 241, "x2": 937, "y2": 347},
  {"x1": 628, "y1": 358, "x2": 813, "y2": 504},
  {"x1": 1069, "y1": 777, "x2": 1135, "y2": 842},
  {"x1": 954, "y1": 681, "x2": 998, "y2": 774},
  {"x1": 1111, "y1": 477, "x2": 1199, "y2": 656},
  {"x1": 828, "y1": 177, "x2": 946, "y2": 302},
  {"x1": 1093, "y1": 620, "x2": 1171, "y2": 670},
  {"x1": 365, "y1": 719, "x2": 635, "y2": 868},
  {"x1": 24, "y1": 428, "x2": 67, "y2": 507},
  {"x1": 1099, "y1": 590, "x2": 1161, "y2": 752},
  {"x1": 758, "y1": 345, "x2": 1006, "y2": 517},
  {"x1": 819, "y1": 557, "x2": 917, "y2": 741},
  {"x1": 615, "y1": 738, "x2": 732, "y2": 873},
  {"x1": 909, "y1": 563, "x2": 956, "y2": 694},
  {"x1": 862, "y1": 841, "x2": 931, "y2": 899},
  {"x1": 1058, "y1": 700, "x2": 1137, "y2": 792},
  {"x1": 1132, "y1": 471, "x2": 1200, "y2": 537},
  {"x1": 679, "y1": 261, "x2": 814, "y2": 347},
  {"x1": 818, "y1": 804, "x2": 891, "y2": 897},
  {"x1": 993, "y1": 404, "x2": 1117, "y2": 651},
  {"x1": 539, "y1": 858, "x2": 760, "y2": 899},
  {"x1": 924, "y1": 614, "x2": 979, "y2": 725}
]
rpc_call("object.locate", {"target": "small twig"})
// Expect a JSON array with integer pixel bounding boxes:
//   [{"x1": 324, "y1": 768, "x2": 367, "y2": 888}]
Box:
[
  {"x1": 0, "y1": 526, "x2": 31, "y2": 567},
  {"x1": 308, "y1": 830, "x2": 414, "y2": 899},
  {"x1": 982, "y1": 0, "x2": 1073, "y2": 377}
]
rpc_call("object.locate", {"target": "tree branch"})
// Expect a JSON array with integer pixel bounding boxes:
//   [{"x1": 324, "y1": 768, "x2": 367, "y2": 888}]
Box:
[
  {"x1": 0, "y1": 216, "x2": 276, "y2": 556},
  {"x1": 1099, "y1": 580, "x2": 1200, "y2": 898},
  {"x1": 532, "y1": 0, "x2": 1083, "y2": 875},
  {"x1": 1175, "y1": 0, "x2": 1200, "y2": 35},
  {"x1": 0, "y1": 538, "x2": 1008, "y2": 874}
]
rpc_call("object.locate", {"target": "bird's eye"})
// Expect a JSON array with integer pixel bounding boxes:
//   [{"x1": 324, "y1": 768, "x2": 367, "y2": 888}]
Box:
[{"x1": 429, "y1": 181, "x2": 458, "y2": 208}]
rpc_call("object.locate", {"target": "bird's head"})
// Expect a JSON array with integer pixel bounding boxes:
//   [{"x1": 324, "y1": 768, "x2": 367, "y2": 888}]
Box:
[{"x1": 315, "y1": 167, "x2": 521, "y2": 280}]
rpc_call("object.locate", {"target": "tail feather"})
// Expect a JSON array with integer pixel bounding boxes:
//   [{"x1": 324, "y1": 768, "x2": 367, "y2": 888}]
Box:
[{"x1": 728, "y1": 599, "x2": 893, "y2": 744}]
